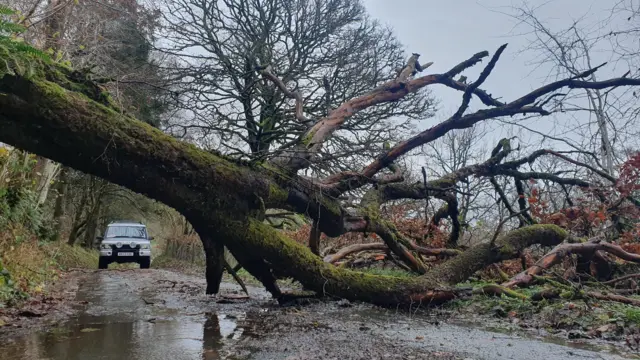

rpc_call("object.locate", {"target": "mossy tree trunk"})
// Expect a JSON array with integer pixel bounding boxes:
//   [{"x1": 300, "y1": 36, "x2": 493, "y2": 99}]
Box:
[{"x1": 0, "y1": 59, "x2": 571, "y2": 307}]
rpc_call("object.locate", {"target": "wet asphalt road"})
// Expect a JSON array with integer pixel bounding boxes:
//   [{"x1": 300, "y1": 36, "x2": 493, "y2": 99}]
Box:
[{"x1": 0, "y1": 269, "x2": 636, "y2": 360}]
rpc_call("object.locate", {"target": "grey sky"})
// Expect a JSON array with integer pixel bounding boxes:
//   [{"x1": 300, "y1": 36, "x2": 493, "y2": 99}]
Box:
[{"x1": 361, "y1": 0, "x2": 626, "y2": 150}]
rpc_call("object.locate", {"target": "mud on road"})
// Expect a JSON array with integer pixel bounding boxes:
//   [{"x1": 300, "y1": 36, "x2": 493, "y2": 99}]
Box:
[{"x1": 0, "y1": 269, "x2": 636, "y2": 360}]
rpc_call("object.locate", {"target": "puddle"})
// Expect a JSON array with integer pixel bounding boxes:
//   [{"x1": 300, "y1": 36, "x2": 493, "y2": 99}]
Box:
[
  {"x1": 1, "y1": 311, "x2": 245, "y2": 360},
  {"x1": 1, "y1": 271, "x2": 247, "y2": 360}
]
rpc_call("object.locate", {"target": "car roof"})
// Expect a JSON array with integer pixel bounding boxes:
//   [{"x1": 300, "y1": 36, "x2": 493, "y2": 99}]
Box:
[{"x1": 107, "y1": 222, "x2": 146, "y2": 227}]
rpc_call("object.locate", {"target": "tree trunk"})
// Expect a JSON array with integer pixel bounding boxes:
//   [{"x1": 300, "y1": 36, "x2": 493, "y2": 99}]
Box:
[
  {"x1": 0, "y1": 63, "x2": 570, "y2": 307},
  {"x1": 82, "y1": 204, "x2": 101, "y2": 249},
  {"x1": 32, "y1": 0, "x2": 67, "y2": 207},
  {"x1": 52, "y1": 167, "x2": 68, "y2": 240},
  {"x1": 67, "y1": 189, "x2": 89, "y2": 246},
  {"x1": 202, "y1": 235, "x2": 225, "y2": 295},
  {"x1": 309, "y1": 218, "x2": 321, "y2": 256},
  {"x1": 35, "y1": 158, "x2": 59, "y2": 206}
]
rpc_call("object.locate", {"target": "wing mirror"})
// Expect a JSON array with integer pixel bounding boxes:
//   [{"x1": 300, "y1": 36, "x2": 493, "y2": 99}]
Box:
[
  {"x1": 96, "y1": 236, "x2": 104, "y2": 241},
  {"x1": 149, "y1": 236, "x2": 155, "y2": 241}
]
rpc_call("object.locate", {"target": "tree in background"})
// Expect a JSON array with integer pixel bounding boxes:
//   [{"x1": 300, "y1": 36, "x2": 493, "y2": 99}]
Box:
[
  {"x1": 157, "y1": 0, "x2": 435, "y2": 175},
  {"x1": 0, "y1": 0, "x2": 173, "y2": 245},
  {"x1": 508, "y1": 1, "x2": 640, "y2": 175}
]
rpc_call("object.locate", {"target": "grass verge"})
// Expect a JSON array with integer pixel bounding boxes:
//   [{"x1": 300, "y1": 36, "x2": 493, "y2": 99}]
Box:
[{"x1": 1, "y1": 238, "x2": 99, "y2": 307}]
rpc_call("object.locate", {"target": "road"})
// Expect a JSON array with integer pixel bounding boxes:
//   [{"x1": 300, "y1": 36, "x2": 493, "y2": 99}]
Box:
[{"x1": 0, "y1": 269, "x2": 634, "y2": 360}]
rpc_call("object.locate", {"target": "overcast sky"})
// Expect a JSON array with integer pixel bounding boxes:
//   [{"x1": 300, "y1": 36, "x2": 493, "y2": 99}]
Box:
[{"x1": 360, "y1": 0, "x2": 625, "y2": 149}]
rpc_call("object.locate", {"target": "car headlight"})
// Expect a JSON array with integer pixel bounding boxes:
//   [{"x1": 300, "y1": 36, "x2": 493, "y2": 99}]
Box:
[
  {"x1": 130, "y1": 242, "x2": 137, "y2": 248},
  {"x1": 140, "y1": 244, "x2": 149, "y2": 249},
  {"x1": 101, "y1": 244, "x2": 111, "y2": 249},
  {"x1": 116, "y1": 242, "x2": 122, "y2": 248}
]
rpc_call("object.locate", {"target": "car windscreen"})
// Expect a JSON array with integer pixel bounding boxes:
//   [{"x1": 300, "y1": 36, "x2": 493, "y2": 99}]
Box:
[{"x1": 105, "y1": 226, "x2": 147, "y2": 239}]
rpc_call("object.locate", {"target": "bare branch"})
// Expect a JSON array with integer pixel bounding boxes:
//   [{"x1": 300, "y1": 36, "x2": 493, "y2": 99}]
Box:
[
  {"x1": 257, "y1": 64, "x2": 312, "y2": 126},
  {"x1": 453, "y1": 44, "x2": 508, "y2": 119}
]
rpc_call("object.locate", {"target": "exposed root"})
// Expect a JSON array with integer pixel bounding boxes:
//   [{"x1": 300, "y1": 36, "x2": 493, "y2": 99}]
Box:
[
  {"x1": 530, "y1": 289, "x2": 561, "y2": 301},
  {"x1": 324, "y1": 243, "x2": 389, "y2": 263},
  {"x1": 491, "y1": 264, "x2": 510, "y2": 282}
]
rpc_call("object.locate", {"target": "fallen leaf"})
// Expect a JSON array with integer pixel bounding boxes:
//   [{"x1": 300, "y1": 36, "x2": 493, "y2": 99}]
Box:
[{"x1": 415, "y1": 336, "x2": 424, "y2": 340}]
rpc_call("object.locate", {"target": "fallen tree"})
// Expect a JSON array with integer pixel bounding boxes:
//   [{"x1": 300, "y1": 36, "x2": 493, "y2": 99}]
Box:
[{"x1": 2, "y1": 33, "x2": 640, "y2": 307}]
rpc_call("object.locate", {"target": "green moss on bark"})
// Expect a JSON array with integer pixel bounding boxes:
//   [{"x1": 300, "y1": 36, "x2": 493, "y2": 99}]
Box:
[
  {"x1": 427, "y1": 224, "x2": 568, "y2": 286},
  {"x1": 218, "y1": 218, "x2": 568, "y2": 307}
]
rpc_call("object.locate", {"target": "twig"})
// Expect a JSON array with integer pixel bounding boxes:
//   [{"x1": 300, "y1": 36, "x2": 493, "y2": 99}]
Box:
[
  {"x1": 223, "y1": 259, "x2": 249, "y2": 296},
  {"x1": 602, "y1": 273, "x2": 640, "y2": 286},
  {"x1": 257, "y1": 64, "x2": 312, "y2": 126},
  {"x1": 453, "y1": 44, "x2": 508, "y2": 119}
]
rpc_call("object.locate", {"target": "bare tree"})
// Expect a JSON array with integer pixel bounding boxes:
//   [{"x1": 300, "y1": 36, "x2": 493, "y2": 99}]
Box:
[
  {"x1": 156, "y1": 0, "x2": 435, "y2": 174},
  {"x1": 507, "y1": 2, "x2": 640, "y2": 175},
  {"x1": 1, "y1": 0, "x2": 172, "y2": 240},
  {"x1": 422, "y1": 125, "x2": 492, "y2": 243}
]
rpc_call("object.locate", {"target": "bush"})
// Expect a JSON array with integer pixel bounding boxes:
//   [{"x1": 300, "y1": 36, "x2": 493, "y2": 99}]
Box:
[{"x1": 0, "y1": 150, "x2": 55, "y2": 240}]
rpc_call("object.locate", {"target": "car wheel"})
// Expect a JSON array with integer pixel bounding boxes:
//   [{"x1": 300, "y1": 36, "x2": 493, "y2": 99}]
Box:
[
  {"x1": 98, "y1": 258, "x2": 109, "y2": 269},
  {"x1": 139, "y1": 258, "x2": 150, "y2": 269}
]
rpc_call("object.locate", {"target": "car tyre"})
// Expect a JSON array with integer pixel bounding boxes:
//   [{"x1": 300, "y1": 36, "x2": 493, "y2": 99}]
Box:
[
  {"x1": 98, "y1": 258, "x2": 109, "y2": 269},
  {"x1": 139, "y1": 258, "x2": 151, "y2": 269}
]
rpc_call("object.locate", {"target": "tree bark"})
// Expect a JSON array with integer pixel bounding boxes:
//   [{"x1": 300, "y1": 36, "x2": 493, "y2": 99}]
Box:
[
  {"x1": 309, "y1": 218, "x2": 321, "y2": 256},
  {"x1": 202, "y1": 236, "x2": 225, "y2": 295},
  {"x1": 35, "y1": 158, "x2": 59, "y2": 206},
  {"x1": 52, "y1": 167, "x2": 68, "y2": 240}
]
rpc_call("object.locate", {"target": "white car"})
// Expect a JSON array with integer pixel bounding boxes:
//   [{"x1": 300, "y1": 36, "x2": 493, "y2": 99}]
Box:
[{"x1": 97, "y1": 221, "x2": 153, "y2": 269}]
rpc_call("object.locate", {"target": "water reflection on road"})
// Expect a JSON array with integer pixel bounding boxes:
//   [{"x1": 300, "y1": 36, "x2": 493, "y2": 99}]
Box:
[{"x1": 2, "y1": 271, "x2": 246, "y2": 360}]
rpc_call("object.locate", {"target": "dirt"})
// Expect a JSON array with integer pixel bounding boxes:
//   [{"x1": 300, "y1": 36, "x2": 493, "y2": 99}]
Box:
[
  {"x1": 0, "y1": 270, "x2": 84, "y2": 335},
  {"x1": 0, "y1": 269, "x2": 638, "y2": 359}
]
